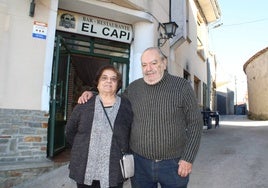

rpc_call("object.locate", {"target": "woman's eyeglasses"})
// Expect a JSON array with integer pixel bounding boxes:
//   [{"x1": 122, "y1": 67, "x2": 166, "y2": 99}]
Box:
[{"x1": 100, "y1": 76, "x2": 118, "y2": 83}]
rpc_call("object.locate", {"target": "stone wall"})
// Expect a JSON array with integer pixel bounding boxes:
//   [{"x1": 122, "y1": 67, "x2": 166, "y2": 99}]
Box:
[{"x1": 0, "y1": 108, "x2": 49, "y2": 162}]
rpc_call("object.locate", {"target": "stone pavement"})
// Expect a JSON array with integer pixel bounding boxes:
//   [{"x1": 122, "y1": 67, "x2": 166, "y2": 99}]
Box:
[
  {"x1": 12, "y1": 115, "x2": 268, "y2": 188},
  {"x1": 12, "y1": 164, "x2": 75, "y2": 188}
]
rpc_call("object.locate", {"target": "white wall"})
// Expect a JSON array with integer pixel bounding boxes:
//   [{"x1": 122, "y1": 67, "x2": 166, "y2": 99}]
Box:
[
  {"x1": 0, "y1": 0, "x2": 55, "y2": 111},
  {"x1": 130, "y1": 22, "x2": 155, "y2": 82},
  {"x1": 0, "y1": 0, "x2": 212, "y2": 111},
  {"x1": 170, "y1": 0, "x2": 209, "y2": 106}
]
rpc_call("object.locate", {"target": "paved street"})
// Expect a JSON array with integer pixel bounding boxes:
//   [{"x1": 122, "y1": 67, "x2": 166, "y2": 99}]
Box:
[
  {"x1": 189, "y1": 115, "x2": 268, "y2": 188},
  {"x1": 14, "y1": 115, "x2": 268, "y2": 188}
]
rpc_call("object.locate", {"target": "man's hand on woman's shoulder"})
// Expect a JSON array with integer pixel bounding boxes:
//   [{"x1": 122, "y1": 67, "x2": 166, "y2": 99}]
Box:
[{"x1": 78, "y1": 91, "x2": 93, "y2": 104}]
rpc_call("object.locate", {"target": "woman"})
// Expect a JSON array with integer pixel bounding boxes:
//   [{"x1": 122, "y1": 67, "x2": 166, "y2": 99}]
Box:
[{"x1": 65, "y1": 65, "x2": 133, "y2": 188}]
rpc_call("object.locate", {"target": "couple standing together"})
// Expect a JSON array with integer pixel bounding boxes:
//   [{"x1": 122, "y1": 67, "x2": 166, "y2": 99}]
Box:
[{"x1": 65, "y1": 47, "x2": 203, "y2": 188}]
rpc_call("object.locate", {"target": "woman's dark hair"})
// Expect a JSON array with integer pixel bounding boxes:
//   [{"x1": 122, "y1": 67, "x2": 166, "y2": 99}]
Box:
[{"x1": 93, "y1": 64, "x2": 122, "y2": 93}]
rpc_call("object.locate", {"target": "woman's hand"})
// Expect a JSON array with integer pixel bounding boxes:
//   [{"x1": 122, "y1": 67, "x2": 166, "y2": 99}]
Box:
[{"x1": 77, "y1": 91, "x2": 93, "y2": 104}]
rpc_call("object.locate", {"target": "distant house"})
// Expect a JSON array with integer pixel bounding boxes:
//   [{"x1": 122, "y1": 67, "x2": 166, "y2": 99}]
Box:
[{"x1": 244, "y1": 47, "x2": 268, "y2": 120}]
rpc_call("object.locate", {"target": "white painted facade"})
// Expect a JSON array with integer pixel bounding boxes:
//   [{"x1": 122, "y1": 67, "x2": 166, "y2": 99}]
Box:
[
  {"x1": 0, "y1": 0, "x2": 221, "y2": 111},
  {"x1": 0, "y1": 0, "x2": 221, "y2": 166}
]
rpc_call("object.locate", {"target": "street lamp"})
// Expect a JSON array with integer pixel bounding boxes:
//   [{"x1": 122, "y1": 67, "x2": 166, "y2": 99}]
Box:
[{"x1": 158, "y1": 22, "x2": 178, "y2": 47}]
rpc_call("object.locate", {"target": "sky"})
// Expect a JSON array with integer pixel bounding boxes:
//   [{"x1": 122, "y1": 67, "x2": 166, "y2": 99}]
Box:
[{"x1": 209, "y1": 0, "x2": 268, "y2": 102}]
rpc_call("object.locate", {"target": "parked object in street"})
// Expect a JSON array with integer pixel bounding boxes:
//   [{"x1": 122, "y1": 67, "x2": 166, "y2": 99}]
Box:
[{"x1": 202, "y1": 109, "x2": 219, "y2": 129}]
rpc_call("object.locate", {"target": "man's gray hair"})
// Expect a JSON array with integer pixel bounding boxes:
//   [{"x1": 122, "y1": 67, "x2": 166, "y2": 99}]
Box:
[{"x1": 142, "y1": 47, "x2": 167, "y2": 60}]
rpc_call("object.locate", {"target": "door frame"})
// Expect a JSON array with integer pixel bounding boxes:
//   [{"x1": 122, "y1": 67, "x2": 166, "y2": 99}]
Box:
[{"x1": 47, "y1": 31, "x2": 131, "y2": 157}]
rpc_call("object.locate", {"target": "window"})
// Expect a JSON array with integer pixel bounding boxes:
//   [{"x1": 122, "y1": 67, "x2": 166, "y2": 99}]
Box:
[
  {"x1": 184, "y1": 70, "x2": 190, "y2": 80},
  {"x1": 194, "y1": 76, "x2": 201, "y2": 104}
]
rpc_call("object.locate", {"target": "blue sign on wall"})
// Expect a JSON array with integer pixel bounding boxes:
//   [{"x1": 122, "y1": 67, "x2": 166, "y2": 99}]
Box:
[{"x1": 32, "y1": 21, "x2": 47, "y2": 40}]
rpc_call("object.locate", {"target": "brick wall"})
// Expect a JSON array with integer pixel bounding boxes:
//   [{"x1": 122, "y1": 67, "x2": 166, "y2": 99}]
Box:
[{"x1": 0, "y1": 108, "x2": 49, "y2": 162}]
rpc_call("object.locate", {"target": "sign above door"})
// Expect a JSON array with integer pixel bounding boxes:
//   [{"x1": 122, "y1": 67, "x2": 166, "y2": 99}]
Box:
[{"x1": 57, "y1": 10, "x2": 133, "y2": 44}]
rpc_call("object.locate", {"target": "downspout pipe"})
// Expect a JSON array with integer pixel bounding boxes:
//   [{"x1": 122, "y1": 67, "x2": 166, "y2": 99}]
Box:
[
  {"x1": 29, "y1": 0, "x2": 36, "y2": 17},
  {"x1": 169, "y1": 0, "x2": 171, "y2": 21}
]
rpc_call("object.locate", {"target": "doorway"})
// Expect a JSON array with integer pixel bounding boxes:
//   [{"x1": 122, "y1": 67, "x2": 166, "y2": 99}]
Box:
[{"x1": 47, "y1": 31, "x2": 130, "y2": 158}]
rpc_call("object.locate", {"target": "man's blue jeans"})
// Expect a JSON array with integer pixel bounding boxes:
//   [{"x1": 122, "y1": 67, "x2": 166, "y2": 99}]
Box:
[{"x1": 131, "y1": 153, "x2": 189, "y2": 188}]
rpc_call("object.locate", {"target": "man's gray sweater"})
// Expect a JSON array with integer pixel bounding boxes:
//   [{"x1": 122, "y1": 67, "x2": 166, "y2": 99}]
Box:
[{"x1": 124, "y1": 71, "x2": 203, "y2": 163}]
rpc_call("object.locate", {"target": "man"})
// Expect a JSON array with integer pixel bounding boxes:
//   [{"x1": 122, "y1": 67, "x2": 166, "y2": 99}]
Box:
[{"x1": 79, "y1": 47, "x2": 203, "y2": 188}]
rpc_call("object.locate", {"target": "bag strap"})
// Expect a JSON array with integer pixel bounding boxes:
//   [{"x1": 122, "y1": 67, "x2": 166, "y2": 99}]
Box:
[
  {"x1": 100, "y1": 100, "x2": 125, "y2": 155},
  {"x1": 100, "y1": 100, "x2": 114, "y2": 132}
]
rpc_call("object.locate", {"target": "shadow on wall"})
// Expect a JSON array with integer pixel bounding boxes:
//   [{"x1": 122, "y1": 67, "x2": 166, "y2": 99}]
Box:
[{"x1": 216, "y1": 90, "x2": 235, "y2": 115}]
